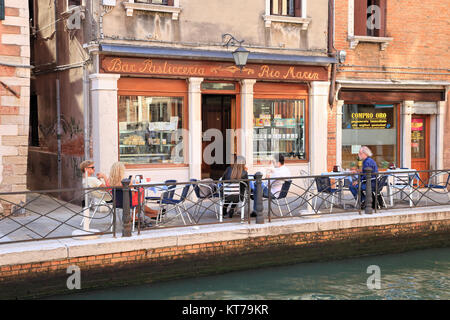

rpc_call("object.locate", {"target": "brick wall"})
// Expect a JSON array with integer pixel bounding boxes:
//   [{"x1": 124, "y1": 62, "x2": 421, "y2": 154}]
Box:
[
  {"x1": 329, "y1": 0, "x2": 450, "y2": 168},
  {"x1": 0, "y1": 0, "x2": 30, "y2": 215},
  {"x1": 0, "y1": 218, "x2": 448, "y2": 299}
]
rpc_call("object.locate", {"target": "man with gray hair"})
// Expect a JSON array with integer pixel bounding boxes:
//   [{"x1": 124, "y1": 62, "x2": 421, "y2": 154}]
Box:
[{"x1": 349, "y1": 146, "x2": 378, "y2": 207}]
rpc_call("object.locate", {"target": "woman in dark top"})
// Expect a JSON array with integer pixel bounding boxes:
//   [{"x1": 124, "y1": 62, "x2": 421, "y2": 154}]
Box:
[{"x1": 221, "y1": 155, "x2": 248, "y2": 218}]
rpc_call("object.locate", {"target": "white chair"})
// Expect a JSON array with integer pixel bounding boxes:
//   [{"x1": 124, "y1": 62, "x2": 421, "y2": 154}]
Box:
[
  {"x1": 387, "y1": 169, "x2": 418, "y2": 207},
  {"x1": 219, "y1": 180, "x2": 247, "y2": 222},
  {"x1": 80, "y1": 190, "x2": 113, "y2": 229}
]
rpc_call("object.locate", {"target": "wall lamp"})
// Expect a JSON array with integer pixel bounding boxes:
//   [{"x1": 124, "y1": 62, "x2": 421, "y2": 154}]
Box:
[{"x1": 222, "y1": 33, "x2": 250, "y2": 71}]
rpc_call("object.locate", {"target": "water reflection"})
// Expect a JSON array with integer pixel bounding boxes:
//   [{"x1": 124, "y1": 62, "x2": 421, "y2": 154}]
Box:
[{"x1": 52, "y1": 248, "x2": 449, "y2": 300}]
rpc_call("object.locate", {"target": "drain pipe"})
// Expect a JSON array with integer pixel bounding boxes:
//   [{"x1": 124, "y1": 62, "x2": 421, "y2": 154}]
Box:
[
  {"x1": 56, "y1": 79, "x2": 62, "y2": 189},
  {"x1": 83, "y1": 64, "x2": 90, "y2": 160},
  {"x1": 328, "y1": 0, "x2": 337, "y2": 107}
]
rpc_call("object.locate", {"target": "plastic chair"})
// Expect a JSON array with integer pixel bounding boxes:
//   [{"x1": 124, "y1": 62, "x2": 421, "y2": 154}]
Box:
[
  {"x1": 80, "y1": 189, "x2": 113, "y2": 228},
  {"x1": 387, "y1": 169, "x2": 417, "y2": 207}
]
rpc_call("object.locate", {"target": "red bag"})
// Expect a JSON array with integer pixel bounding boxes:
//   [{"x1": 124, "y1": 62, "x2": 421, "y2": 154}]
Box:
[{"x1": 131, "y1": 188, "x2": 144, "y2": 207}]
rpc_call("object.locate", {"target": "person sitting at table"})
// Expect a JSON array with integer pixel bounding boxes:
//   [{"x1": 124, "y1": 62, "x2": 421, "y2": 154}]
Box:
[
  {"x1": 79, "y1": 160, "x2": 112, "y2": 202},
  {"x1": 251, "y1": 153, "x2": 291, "y2": 217},
  {"x1": 220, "y1": 155, "x2": 248, "y2": 218},
  {"x1": 108, "y1": 161, "x2": 157, "y2": 223},
  {"x1": 349, "y1": 146, "x2": 378, "y2": 207}
]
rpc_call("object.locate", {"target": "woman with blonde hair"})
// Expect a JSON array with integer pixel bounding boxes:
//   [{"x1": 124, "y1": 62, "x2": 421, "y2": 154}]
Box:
[
  {"x1": 109, "y1": 161, "x2": 127, "y2": 187},
  {"x1": 108, "y1": 161, "x2": 155, "y2": 226},
  {"x1": 220, "y1": 155, "x2": 248, "y2": 218}
]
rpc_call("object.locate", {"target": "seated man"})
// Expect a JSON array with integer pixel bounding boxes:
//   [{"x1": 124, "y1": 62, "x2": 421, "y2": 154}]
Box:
[
  {"x1": 349, "y1": 146, "x2": 378, "y2": 207},
  {"x1": 80, "y1": 160, "x2": 112, "y2": 202},
  {"x1": 251, "y1": 154, "x2": 291, "y2": 217}
]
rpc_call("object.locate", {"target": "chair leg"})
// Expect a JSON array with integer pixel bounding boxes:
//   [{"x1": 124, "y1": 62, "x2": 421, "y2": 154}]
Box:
[
  {"x1": 284, "y1": 198, "x2": 291, "y2": 216},
  {"x1": 219, "y1": 201, "x2": 223, "y2": 222}
]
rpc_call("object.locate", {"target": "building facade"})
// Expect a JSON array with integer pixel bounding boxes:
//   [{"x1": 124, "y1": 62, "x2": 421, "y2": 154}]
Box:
[
  {"x1": 29, "y1": 0, "x2": 337, "y2": 192},
  {"x1": 330, "y1": 0, "x2": 450, "y2": 177},
  {"x1": 0, "y1": 0, "x2": 30, "y2": 214}
]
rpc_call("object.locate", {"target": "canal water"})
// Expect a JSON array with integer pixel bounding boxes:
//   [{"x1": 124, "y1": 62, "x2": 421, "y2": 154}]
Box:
[{"x1": 54, "y1": 247, "x2": 449, "y2": 300}]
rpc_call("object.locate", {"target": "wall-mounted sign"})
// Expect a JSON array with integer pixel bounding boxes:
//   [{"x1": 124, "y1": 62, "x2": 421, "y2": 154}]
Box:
[
  {"x1": 100, "y1": 56, "x2": 328, "y2": 81},
  {"x1": 411, "y1": 118, "x2": 424, "y2": 131},
  {"x1": 348, "y1": 112, "x2": 391, "y2": 129}
]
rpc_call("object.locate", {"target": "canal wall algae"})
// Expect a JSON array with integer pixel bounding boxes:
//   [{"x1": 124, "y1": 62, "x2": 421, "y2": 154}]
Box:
[{"x1": 0, "y1": 207, "x2": 449, "y2": 299}]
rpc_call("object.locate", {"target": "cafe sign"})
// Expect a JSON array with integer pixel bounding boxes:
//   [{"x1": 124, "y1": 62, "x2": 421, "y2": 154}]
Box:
[{"x1": 100, "y1": 56, "x2": 328, "y2": 81}]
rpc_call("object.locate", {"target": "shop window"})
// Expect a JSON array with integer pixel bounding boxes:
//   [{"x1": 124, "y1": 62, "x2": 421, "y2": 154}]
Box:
[
  {"x1": 118, "y1": 96, "x2": 184, "y2": 164},
  {"x1": 341, "y1": 104, "x2": 397, "y2": 170},
  {"x1": 270, "y1": 0, "x2": 301, "y2": 17},
  {"x1": 0, "y1": 0, "x2": 5, "y2": 20},
  {"x1": 354, "y1": 0, "x2": 386, "y2": 37},
  {"x1": 253, "y1": 99, "x2": 306, "y2": 162}
]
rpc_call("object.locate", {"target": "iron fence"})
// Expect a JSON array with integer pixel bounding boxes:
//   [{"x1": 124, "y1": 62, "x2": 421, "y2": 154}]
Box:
[{"x1": 0, "y1": 169, "x2": 448, "y2": 244}]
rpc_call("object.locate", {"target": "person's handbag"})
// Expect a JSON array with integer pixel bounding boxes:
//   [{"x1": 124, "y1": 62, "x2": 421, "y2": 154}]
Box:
[{"x1": 131, "y1": 188, "x2": 145, "y2": 207}]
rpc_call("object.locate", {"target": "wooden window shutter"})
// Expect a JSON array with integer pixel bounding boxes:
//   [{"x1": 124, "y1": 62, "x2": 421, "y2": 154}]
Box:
[
  {"x1": 294, "y1": 0, "x2": 301, "y2": 17},
  {"x1": 354, "y1": 0, "x2": 367, "y2": 36},
  {"x1": 378, "y1": 0, "x2": 386, "y2": 37},
  {"x1": 167, "y1": 0, "x2": 174, "y2": 6},
  {"x1": 0, "y1": 0, "x2": 5, "y2": 21}
]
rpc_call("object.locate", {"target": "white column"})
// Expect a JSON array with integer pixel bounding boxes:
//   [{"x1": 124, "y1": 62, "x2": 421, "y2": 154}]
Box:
[
  {"x1": 89, "y1": 73, "x2": 121, "y2": 175},
  {"x1": 188, "y1": 77, "x2": 203, "y2": 180},
  {"x1": 240, "y1": 79, "x2": 256, "y2": 172},
  {"x1": 401, "y1": 101, "x2": 413, "y2": 168},
  {"x1": 336, "y1": 100, "x2": 344, "y2": 168},
  {"x1": 309, "y1": 81, "x2": 330, "y2": 175}
]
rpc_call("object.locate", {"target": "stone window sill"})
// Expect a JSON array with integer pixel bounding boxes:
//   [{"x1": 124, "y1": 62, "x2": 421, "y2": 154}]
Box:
[
  {"x1": 123, "y1": 1, "x2": 181, "y2": 19},
  {"x1": 263, "y1": 15, "x2": 311, "y2": 30},
  {"x1": 348, "y1": 35, "x2": 393, "y2": 50}
]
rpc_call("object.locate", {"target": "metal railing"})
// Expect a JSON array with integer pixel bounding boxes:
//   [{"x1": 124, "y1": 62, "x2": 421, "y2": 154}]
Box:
[{"x1": 1, "y1": 169, "x2": 448, "y2": 244}]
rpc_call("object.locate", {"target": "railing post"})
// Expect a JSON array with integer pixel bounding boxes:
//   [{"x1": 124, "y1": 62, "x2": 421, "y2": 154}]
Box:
[
  {"x1": 121, "y1": 178, "x2": 132, "y2": 237},
  {"x1": 365, "y1": 167, "x2": 373, "y2": 215},
  {"x1": 254, "y1": 172, "x2": 264, "y2": 224}
]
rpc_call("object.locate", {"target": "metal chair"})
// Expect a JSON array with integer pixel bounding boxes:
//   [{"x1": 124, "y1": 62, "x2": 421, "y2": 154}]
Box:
[
  {"x1": 314, "y1": 176, "x2": 341, "y2": 212},
  {"x1": 219, "y1": 180, "x2": 248, "y2": 222},
  {"x1": 155, "y1": 183, "x2": 193, "y2": 225},
  {"x1": 190, "y1": 178, "x2": 221, "y2": 219},
  {"x1": 423, "y1": 171, "x2": 450, "y2": 204},
  {"x1": 265, "y1": 180, "x2": 292, "y2": 216}
]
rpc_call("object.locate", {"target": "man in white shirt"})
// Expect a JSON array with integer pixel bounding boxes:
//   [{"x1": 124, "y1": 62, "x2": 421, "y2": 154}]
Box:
[
  {"x1": 80, "y1": 160, "x2": 111, "y2": 201},
  {"x1": 251, "y1": 154, "x2": 291, "y2": 217}
]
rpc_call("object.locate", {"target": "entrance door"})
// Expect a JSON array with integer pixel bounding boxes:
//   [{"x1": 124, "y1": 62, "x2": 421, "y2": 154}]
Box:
[
  {"x1": 201, "y1": 95, "x2": 234, "y2": 180},
  {"x1": 411, "y1": 114, "x2": 430, "y2": 183}
]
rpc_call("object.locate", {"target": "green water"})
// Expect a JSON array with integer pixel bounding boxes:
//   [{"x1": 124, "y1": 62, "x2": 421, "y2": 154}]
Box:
[{"x1": 54, "y1": 247, "x2": 449, "y2": 300}]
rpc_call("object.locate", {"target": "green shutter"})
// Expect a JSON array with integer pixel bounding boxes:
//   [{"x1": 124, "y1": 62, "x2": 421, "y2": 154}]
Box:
[{"x1": 0, "y1": 0, "x2": 5, "y2": 21}]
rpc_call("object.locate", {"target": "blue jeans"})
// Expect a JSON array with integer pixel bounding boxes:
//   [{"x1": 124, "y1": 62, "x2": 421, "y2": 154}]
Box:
[
  {"x1": 349, "y1": 183, "x2": 367, "y2": 202},
  {"x1": 253, "y1": 185, "x2": 270, "y2": 212}
]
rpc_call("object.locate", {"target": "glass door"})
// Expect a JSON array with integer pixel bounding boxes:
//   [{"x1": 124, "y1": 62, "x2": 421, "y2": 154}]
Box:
[{"x1": 411, "y1": 114, "x2": 429, "y2": 183}]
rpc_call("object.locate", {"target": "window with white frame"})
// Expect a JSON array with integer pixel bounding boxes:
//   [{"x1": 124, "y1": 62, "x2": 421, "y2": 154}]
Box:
[
  {"x1": 348, "y1": 0, "x2": 392, "y2": 49},
  {"x1": 264, "y1": 0, "x2": 309, "y2": 29},
  {"x1": 270, "y1": 0, "x2": 302, "y2": 17}
]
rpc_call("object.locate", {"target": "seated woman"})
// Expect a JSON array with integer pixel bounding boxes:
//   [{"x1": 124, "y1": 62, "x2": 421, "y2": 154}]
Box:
[
  {"x1": 108, "y1": 162, "x2": 155, "y2": 225},
  {"x1": 220, "y1": 155, "x2": 248, "y2": 218}
]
